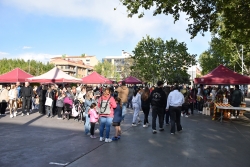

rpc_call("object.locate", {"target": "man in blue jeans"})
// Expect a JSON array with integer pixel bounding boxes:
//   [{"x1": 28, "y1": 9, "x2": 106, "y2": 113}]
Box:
[{"x1": 115, "y1": 81, "x2": 129, "y2": 121}]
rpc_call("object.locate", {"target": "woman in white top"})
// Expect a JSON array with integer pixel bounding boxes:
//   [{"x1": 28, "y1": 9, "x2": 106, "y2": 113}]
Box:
[
  {"x1": 8, "y1": 84, "x2": 18, "y2": 118},
  {"x1": 78, "y1": 86, "x2": 86, "y2": 103}
]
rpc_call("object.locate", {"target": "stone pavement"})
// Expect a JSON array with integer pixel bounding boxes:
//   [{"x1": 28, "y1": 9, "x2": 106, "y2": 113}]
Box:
[{"x1": 0, "y1": 106, "x2": 250, "y2": 167}]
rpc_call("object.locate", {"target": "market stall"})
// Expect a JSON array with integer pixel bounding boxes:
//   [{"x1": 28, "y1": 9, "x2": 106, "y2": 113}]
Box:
[
  {"x1": 81, "y1": 71, "x2": 112, "y2": 84},
  {"x1": 0, "y1": 68, "x2": 33, "y2": 83}
]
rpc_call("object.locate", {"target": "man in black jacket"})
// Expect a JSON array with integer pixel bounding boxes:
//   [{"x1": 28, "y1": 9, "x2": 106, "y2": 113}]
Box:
[
  {"x1": 20, "y1": 82, "x2": 33, "y2": 116},
  {"x1": 150, "y1": 81, "x2": 167, "y2": 134}
]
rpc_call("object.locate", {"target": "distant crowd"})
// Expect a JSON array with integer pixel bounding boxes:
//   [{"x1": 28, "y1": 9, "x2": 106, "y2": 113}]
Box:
[{"x1": 0, "y1": 81, "x2": 244, "y2": 142}]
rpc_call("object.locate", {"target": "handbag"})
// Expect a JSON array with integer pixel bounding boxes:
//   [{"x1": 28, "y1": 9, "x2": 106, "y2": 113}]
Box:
[
  {"x1": 45, "y1": 92, "x2": 53, "y2": 106},
  {"x1": 99, "y1": 96, "x2": 111, "y2": 115}
]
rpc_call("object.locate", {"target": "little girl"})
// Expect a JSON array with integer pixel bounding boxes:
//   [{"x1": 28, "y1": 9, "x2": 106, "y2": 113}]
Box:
[
  {"x1": 112, "y1": 97, "x2": 122, "y2": 141},
  {"x1": 88, "y1": 103, "x2": 99, "y2": 139}
]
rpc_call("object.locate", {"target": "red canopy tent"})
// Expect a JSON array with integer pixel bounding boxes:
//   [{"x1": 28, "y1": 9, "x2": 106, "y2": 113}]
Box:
[
  {"x1": 123, "y1": 76, "x2": 142, "y2": 84},
  {"x1": 26, "y1": 67, "x2": 82, "y2": 83},
  {"x1": 82, "y1": 72, "x2": 112, "y2": 84},
  {"x1": 194, "y1": 64, "x2": 250, "y2": 85},
  {"x1": 0, "y1": 68, "x2": 33, "y2": 83}
]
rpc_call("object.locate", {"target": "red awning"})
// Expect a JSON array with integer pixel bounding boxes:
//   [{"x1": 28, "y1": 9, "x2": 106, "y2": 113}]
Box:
[
  {"x1": 82, "y1": 72, "x2": 112, "y2": 84},
  {"x1": 0, "y1": 68, "x2": 33, "y2": 83},
  {"x1": 26, "y1": 67, "x2": 82, "y2": 83},
  {"x1": 123, "y1": 76, "x2": 142, "y2": 84},
  {"x1": 194, "y1": 64, "x2": 250, "y2": 85}
]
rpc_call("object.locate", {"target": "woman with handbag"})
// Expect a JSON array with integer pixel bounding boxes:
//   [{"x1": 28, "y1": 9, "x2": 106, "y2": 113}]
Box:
[
  {"x1": 97, "y1": 87, "x2": 117, "y2": 143},
  {"x1": 45, "y1": 86, "x2": 55, "y2": 118}
]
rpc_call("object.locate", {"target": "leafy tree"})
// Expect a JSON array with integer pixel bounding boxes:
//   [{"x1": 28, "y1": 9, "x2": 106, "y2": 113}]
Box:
[
  {"x1": 120, "y1": 0, "x2": 250, "y2": 44},
  {"x1": 131, "y1": 35, "x2": 196, "y2": 84},
  {"x1": 0, "y1": 58, "x2": 54, "y2": 76},
  {"x1": 199, "y1": 36, "x2": 250, "y2": 75}
]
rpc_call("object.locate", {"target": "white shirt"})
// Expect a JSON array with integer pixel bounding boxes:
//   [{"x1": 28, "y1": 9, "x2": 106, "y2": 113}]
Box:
[{"x1": 166, "y1": 90, "x2": 184, "y2": 109}]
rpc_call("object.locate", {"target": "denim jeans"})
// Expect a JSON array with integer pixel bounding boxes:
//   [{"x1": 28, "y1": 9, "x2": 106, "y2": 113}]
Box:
[
  {"x1": 122, "y1": 102, "x2": 127, "y2": 120},
  {"x1": 99, "y1": 117, "x2": 113, "y2": 139},
  {"x1": 46, "y1": 106, "x2": 52, "y2": 116},
  {"x1": 84, "y1": 113, "x2": 90, "y2": 135}
]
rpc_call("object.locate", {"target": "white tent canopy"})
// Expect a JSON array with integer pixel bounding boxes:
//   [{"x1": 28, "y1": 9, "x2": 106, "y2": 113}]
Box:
[{"x1": 26, "y1": 67, "x2": 82, "y2": 83}]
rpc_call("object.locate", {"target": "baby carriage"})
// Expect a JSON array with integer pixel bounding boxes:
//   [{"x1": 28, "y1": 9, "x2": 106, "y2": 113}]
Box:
[{"x1": 74, "y1": 100, "x2": 86, "y2": 123}]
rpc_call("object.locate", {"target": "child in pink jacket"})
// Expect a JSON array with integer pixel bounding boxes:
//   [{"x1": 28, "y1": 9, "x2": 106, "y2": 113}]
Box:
[{"x1": 88, "y1": 103, "x2": 99, "y2": 138}]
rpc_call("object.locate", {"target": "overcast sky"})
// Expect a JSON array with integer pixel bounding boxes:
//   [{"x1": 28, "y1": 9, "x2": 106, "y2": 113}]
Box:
[{"x1": 0, "y1": 0, "x2": 211, "y2": 62}]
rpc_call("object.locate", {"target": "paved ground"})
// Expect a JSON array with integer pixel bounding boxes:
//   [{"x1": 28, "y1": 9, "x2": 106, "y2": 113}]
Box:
[{"x1": 1, "y1": 100, "x2": 250, "y2": 167}]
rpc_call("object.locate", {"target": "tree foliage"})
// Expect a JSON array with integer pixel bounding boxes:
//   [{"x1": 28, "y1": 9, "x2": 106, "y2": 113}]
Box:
[
  {"x1": 94, "y1": 60, "x2": 120, "y2": 81},
  {"x1": 199, "y1": 36, "x2": 250, "y2": 75},
  {"x1": 0, "y1": 58, "x2": 54, "y2": 76},
  {"x1": 131, "y1": 35, "x2": 196, "y2": 84},
  {"x1": 120, "y1": 0, "x2": 250, "y2": 44}
]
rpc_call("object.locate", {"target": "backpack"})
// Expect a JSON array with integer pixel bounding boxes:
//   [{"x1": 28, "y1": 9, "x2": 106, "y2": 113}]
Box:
[{"x1": 99, "y1": 96, "x2": 111, "y2": 115}]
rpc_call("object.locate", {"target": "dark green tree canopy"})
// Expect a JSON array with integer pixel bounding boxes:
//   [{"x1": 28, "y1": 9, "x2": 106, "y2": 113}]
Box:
[
  {"x1": 131, "y1": 35, "x2": 196, "y2": 84},
  {"x1": 120, "y1": 0, "x2": 250, "y2": 44}
]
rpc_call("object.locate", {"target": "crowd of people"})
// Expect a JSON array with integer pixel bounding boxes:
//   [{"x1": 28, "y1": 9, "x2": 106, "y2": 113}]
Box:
[{"x1": 0, "y1": 80, "x2": 245, "y2": 142}]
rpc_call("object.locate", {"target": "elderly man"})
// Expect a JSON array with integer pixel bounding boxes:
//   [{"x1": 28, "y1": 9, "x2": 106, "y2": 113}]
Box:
[
  {"x1": 20, "y1": 82, "x2": 33, "y2": 116},
  {"x1": 166, "y1": 85, "x2": 184, "y2": 134}
]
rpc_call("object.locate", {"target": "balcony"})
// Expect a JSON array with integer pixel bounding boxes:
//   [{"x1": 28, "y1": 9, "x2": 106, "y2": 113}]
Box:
[{"x1": 61, "y1": 69, "x2": 76, "y2": 73}]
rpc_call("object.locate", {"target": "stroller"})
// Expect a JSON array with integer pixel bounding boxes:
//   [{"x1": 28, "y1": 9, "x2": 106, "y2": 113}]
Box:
[{"x1": 74, "y1": 100, "x2": 86, "y2": 123}]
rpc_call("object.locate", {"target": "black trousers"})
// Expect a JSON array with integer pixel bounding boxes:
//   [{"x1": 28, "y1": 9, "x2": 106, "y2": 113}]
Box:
[
  {"x1": 90, "y1": 122, "x2": 96, "y2": 135},
  {"x1": 57, "y1": 107, "x2": 63, "y2": 118},
  {"x1": 142, "y1": 106, "x2": 150, "y2": 125},
  {"x1": 22, "y1": 97, "x2": 31, "y2": 114},
  {"x1": 151, "y1": 106, "x2": 164, "y2": 130},
  {"x1": 169, "y1": 106, "x2": 182, "y2": 133},
  {"x1": 0, "y1": 102, "x2": 7, "y2": 114},
  {"x1": 164, "y1": 110, "x2": 170, "y2": 124},
  {"x1": 189, "y1": 102, "x2": 194, "y2": 114}
]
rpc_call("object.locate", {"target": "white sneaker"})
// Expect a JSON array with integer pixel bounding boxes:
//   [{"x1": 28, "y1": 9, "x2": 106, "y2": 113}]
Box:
[
  {"x1": 10, "y1": 114, "x2": 14, "y2": 118},
  {"x1": 21, "y1": 113, "x2": 24, "y2": 116},
  {"x1": 185, "y1": 115, "x2": 189, "y2": 118},
  {"x1": 105, "y1": 138, "x2": 112, "y2": 143},
  {"x1": 181, "y1": 113, "x2": 184, "y2": 117},
  {"x1": 231, "y1": 116, "x2": 236, "y2": 119},
  {"x1": 132, "y1": 123, "x2": 137, "y2": 126},
  {"x1": 13, "y1": 112, "x2": 17, "y2": 117},
  {"x1": 100, "y1": 137, "x2": 104, "y2": 142},
  {"x1": 27, "y1": 112, "x2": 29, "y2": 116},
  {"x1": 143, "y1": 124, "x2": 148, "y2": 128}
]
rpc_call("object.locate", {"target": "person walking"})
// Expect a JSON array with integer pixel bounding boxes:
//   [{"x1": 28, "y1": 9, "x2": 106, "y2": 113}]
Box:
[
  {"x1": 150, "y1": 81, "x2": 167, "y2": 134},
  {"x1": 166, "y1": 85, "x2": 184, "y2": 135},
  {"x1": 112, "y1": 97, "x2": 122, "y2": 141},
  {"x1": 115, "y1": 81, "x2": 129, "y2": 121},
  {"x1": 20, "y1": 82, "x2": 33, "y2": 116},
  {"x1": 141, "y1": 87, "x2": 151, "y2": 127},
  {"x1": 131, "y1": 88, "x2": 142, "y2": 126},
  {"x1": 98, "y1": 87, "x2": 117, "y2": 143}
]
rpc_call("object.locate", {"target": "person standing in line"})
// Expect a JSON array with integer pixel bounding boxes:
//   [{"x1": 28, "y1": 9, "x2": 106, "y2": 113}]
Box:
[
  {"x1": 166, "y1": 85, "x2": 184, "y2": 135},
  {"x1": 84, "y1": 91, "x2": 95, "y2": 135},
  {"x1": 115, "y1": 81, "x2": 129, "y2": 122},
  {"x1": 149, "y1": 81, "x2": 167, "y2": 134},
  {"x1": 38, "y1": 84, "x2": 47, "y2": 115},
  {"x1": 8, "y1": 84, "x2": 18, "y2": 118},
  {"x1": 98, "y1": 88, "x2": 117, "y2": 143},
  {"x1": 88, "y1": 103, "x2": 99, "y2": 139},
  {"x1": 45, "y1": 86, "x2": 55, "y2": 118},
  {"x1": 230, "y1": 85, "x2": 243, "y2": 119},
  {"x1": 131, "y1": 88, "x2": 142, "y2": 126},
  {"x1": 0, "y1": 84, "x2": 9, "y2": 116},
  {"x1": 141, "y1": 87, "x2": 151, "y2": 127},
  {"x1": 20, "y1": 82, "x2": 33, "y2": 116}
]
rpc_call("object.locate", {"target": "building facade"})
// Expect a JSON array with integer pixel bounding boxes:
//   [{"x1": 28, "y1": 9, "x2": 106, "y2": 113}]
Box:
[
  {"x1": 50, "y1": 55, "x2": 96, "y2": 78},
  {"x1": 187, "y1": 65, "x2": 202, "y2": 86}
]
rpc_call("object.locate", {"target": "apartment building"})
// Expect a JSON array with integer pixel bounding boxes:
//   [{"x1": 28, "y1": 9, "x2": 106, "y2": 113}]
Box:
[
  {"x1": 50, "y1": 55, "x2": 96, "y2": 78},
  {"x1": 187, "y1": 65, "x2": 202, "y2": 86}
]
